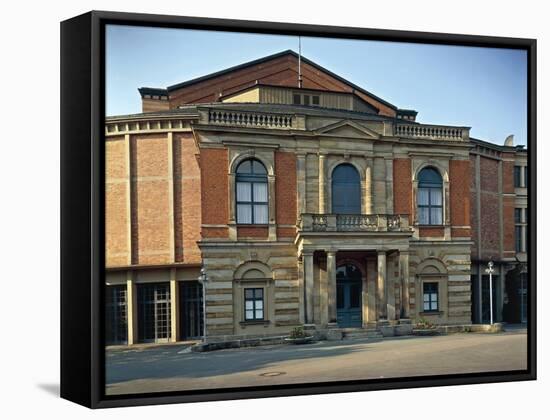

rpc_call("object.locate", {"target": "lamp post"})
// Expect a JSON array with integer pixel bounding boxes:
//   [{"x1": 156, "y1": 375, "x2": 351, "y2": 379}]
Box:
[
  {"x1": 485, "y1": 261, "x2": 495, "y2": 325},
  {"x1": 198, "y1": 267, "x2": 208, "y2": 342}
]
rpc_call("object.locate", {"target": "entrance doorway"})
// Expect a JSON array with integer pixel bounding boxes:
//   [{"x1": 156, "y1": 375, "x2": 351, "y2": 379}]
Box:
[
  {"x1": 336, "y1": 264, "x2": 362, "y2": 327},
  {"x1": 180, "y1": 281, "x2": 204, "y2": 340},
  {"x1": 137, "y1": 283, "x2": 171, "y2": 343}
]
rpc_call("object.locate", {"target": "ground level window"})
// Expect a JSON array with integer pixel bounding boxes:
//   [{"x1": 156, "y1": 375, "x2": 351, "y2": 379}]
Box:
[
  {"x1": 105, "y1": 285, "x2": 128, "y2": 345},
  {"x1": 423, "y1": 283, "x2": 439, "y2": 312},
  {"x1": 244, "y1": 288, "x2": 264, "y2": 320},
  {"x1": 137, "y1": 283, "x2": 171, "y2": 342}
]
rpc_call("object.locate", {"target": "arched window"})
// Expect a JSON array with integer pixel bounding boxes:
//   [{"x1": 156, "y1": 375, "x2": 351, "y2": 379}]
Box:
[
  {"x1": 236, "y1": 159, "x2": 268, "y2": 224},
  {"x1": 332, "y1": 164, "x2": 361, "y2": 214},
  {"x1": 418, "y1": 167, "x2": 443, "y2": 225}
]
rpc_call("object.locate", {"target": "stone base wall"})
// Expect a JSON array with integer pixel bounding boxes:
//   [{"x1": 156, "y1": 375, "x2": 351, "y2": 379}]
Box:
[{"x1": 409, "y1": 241, "x2": 472, "y2": 325}]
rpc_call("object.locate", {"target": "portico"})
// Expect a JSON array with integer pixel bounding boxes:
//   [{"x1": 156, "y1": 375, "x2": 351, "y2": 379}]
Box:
[{"x1": 296, "y1": 213, "x2": 413, "y2": 329}]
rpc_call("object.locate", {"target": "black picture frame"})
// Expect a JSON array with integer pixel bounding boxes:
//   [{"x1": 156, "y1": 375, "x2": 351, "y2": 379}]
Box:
[{"x1": 60, "y1": 10, "x2": 537, "y2": 409}]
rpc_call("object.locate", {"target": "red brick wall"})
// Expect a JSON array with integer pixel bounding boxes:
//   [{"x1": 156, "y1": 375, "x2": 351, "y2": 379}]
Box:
[
  {"x1": 449, "y1": 160, "x2": 471, "y2": 238},
  {"x1": 477, "y1": 156, "x2": 500, "y2": 259},
  {"x1": 393, "y1": 158, "x2": 412, "y2": 215},
  {"x1": 237, "y1": 226, "x2": 268, "y2": 239},
  {"x1": 105, "y1": 137, "x2": 129, "y2": 266},
  {"x1": 132, "y1": 134, "x2": 172, "y2": 265},
  {"x1": 174, "y1": 133, "x2": 202, "y2": 263},
  {"x1": 200, "y1": 148, "x2": 229, "y2": 238},
  {"x1": 275, "y1": 151, "x2": 297, "y2": 230},
  {"x1": 419, "y1": 227, "x2": 445, "y2": 237}
]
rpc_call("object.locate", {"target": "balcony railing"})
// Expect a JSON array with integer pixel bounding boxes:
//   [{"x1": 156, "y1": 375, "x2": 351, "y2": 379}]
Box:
[
  {"x1": 208, "y1": 110, "x2": 294, "y2": 129},
  {"x1": 395, "y1": 123, "x2": 469, "y2": 141},
  {"x1": 299, "y1": 214, "x2": 410, "y2": 232}
]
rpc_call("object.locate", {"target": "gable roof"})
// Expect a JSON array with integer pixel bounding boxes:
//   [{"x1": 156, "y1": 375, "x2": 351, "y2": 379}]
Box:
[{"x1": 139, "y1": 50, "x2": 398, "y2": 113}]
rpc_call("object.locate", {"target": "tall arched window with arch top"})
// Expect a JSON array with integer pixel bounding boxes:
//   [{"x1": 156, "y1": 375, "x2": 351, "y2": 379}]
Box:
[
  {"x1": 236, "y1": 159, "x2": 268, "y2": 224},
  {"x1": 417, "y1": 167, "x2": 443, "y2": 225},
  {"x1": 332, "y1": 163, "x2": 361, "y2": 214}
]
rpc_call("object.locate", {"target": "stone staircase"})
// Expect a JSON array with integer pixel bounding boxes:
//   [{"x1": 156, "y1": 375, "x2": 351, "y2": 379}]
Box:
[{"x1": 341, "y1": 328, "x2": 383, "y2": 340}]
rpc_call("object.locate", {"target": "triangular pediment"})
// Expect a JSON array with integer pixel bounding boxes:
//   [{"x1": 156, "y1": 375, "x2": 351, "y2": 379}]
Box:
[{"x1": 314, "y1": 120, "x2": 380, "y2": 139}]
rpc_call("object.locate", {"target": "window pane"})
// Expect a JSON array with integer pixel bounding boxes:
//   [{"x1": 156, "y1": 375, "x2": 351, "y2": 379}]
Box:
[
  {"x1": 255, "y1": 288, "x2": 263, "y2": 298},
  {"x1": 293, "y1": 94, "x2": 301, "y2": 104},
  {"x1": 430, "y1": 208, "x2": 443, "y2": 225},
  {"x1": 252, "y1": 160, "x2": 267, "y2": 174},
  {"x1": 418, "y1": 188, "x2": 430, "y2": 205},
  {"x1": 237, "y1": 204, "x2": 252, "y2": 223},
  {"x1": 254, "y1": 205, "x2": 268, "y2": 224},
  {"x1": 245, "y1": 310, "x2": 254, "y2": 320},
  {"x1": 255, "y1": 300, "x2": 263, "y2": 310},
  {"x1": 255, "y1": 309, "x2": 263, "y2": 319},
  {"x1": 303, "y1": 95, "x2": 310, "y2": 105},
  {"x1": 418, "y1": 207, "x2": 430, "y2": 225},
  {"x1": 424, "y1": 302, "x2": 430, "y2": 311},
  {"x1": 423, "y1": 293, "x2": 430, "y2": 303},
  {"x1": 236, "y1": 182, "x2": 251, "y2": 201},
  {"x1": 245, "y1": 289, "x2": 254, "y2": 299},
  {"x1": 312, "y1": 95, "x2": 320, "y2": 105},
  {"x1": 237, "y1": 160, "x2": 251, "y2": 174},
  {"x1": 253, "y1": 182, "x2": 268, "y2": 202},
  {"x1": 430, "y1": 188, "x2": 442, "y2": 206},
  {"x1": 515, "y1": 208, "x2": 522, "y2": 223},
  {"x1": 245, "y1": 301, "x2": 253, "y2": 310}
]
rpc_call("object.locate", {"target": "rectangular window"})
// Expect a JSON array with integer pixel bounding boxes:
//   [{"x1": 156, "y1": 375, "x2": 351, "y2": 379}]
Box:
[
  {"x1": 312, "y1": 95, "x2": 320, "y2": 105},
  {"x1": 244, "y1": 288, "x2": 264, "y2": 320},
  {"x1": 423, "y1": 283, "x2": 439, "y2": 312},
  {"x1": 514, "y1": 166, "x2": 522, "y2": 187},
  {"x1": 418, "y1": 187, "x2": 443, "y2": 225},
  {"x1": 515, "y1": 225, "x2": 523, "y2": 253},
  {"x1": 105, "y1": 285, "x2": 128, "y2": 345},
  {"x1": 293, "y1": 94, "x2": 301, "y2": 105},
  {"x1": 524, "y1": 166, "x2": 528, "y2": 187},
  {"x1": 303, "y1": 95, "x2": 310, "y2": 105},
  {"x1": 515, "y1": 208, "x2": 522, "y2": 223},
  {"x1": 137, "y1": 283, "x2": 171, "y2": 342}
]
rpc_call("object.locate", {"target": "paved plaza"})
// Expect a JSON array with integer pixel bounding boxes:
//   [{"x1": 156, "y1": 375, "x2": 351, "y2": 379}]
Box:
[{"x1": 106, "y1": 329, "x2": 527, "y2": 395}]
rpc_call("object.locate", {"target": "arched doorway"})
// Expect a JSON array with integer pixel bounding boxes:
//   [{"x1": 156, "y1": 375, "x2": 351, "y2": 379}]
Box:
[
  {"x1": 336, "y1": 263, "x2": 362, "y2": 327},
  {"x1": 332, "y1": 164, "x2": 361, "y2": 214}
]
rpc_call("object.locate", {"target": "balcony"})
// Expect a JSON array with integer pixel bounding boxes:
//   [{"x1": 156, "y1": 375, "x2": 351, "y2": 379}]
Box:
[{"x1": 298, "y1": 213, "x2": 411, "y2": 233}]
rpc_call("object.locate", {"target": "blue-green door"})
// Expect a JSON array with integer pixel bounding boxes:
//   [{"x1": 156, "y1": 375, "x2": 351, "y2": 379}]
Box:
[{"x1": 336, "y1": 264, "x2": 362, "y2": 327}]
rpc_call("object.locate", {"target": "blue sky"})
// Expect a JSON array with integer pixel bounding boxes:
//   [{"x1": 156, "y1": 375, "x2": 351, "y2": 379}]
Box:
[{"x1": 106, "y1": 25, "x2": 527, "y2": 146}]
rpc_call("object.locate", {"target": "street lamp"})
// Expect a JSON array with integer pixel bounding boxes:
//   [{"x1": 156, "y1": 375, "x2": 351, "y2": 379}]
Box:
[
  {"x1": 485, "y1": 261, "x2": 495, "y2": 325},
  {"x1": 197, "y1": 267, "x2": 208, "y2": 342}
]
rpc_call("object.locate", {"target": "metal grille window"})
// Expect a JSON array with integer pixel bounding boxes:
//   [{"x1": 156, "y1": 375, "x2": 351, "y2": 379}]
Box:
[
  {"x1": 418, "y1": 167, "x2": 443, "y2": 225},
  {"x1": 236, "y1": 159, "x2": 268, "y2": 224},
  {"x1": 423, "y1": 283, "x2": 439, "y2": 312},
  {"x1": 244, "y1": 288, "x2": 264, "y2": 320},
  {"x1": 137, "y1": 283, "x2": 171, "y2": 342},
  {"x1": 105, "y1": 285, "x2": 128, "y2": 345}
]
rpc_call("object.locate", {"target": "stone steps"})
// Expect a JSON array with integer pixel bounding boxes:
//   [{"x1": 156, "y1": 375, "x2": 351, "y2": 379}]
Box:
[{"x1": 342, "y1": 328, "x2": 383, "y2": 340}]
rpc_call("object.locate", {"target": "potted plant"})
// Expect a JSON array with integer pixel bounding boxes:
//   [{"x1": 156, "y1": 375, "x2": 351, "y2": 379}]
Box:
[
  {"x1": 284, "y1": 327, "x2": 315, "y2": 344},
  {"x1": 412, "y1": 317, "x2": 440, "y2": 336}
]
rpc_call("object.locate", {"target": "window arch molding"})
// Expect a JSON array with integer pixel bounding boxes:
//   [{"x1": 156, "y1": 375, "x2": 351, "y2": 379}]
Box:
[
  {"x1": 412, "y1": 160, "x2": 450, "y2": 227},
  {"x1": 227, "y1": 150, "x2": 276, "y2": 240}
]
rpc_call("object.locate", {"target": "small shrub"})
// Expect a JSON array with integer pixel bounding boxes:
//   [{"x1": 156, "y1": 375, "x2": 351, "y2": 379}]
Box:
[
  {"x1": 414, "y1": 317, "x2": 435, "y2": 329},
  {"x1": 289, "y1": 326, "x2": 308, "y2": 339}
]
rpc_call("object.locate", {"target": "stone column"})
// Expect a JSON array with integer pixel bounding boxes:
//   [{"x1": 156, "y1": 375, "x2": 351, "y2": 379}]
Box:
[
  {"x1": 327, "y1": 251, "x2": 337, "y2": 324},
  {"x1": 366, "y1": 257, "x2": 377, "y2": 323},
  {"x1": 318, "y1": 154, "x2": 326, "y2": 214},
  {"x1": 319, "y1": 256, "x2": 328, "y2": 326},
  {"x1": 169, "y1": 269, "x2": 179, "y2": 342},
  {"x1": 400, "y1": 251, "x2": 410, "y2": 318},
  {"x1": 126, "y1": 270, "x2": 137, "y2": 345},
  {"x1": 387, "y1": 255, "x2": 396, "y2": 321},
  {"x1": 377, "y1": 250, "x2": 387, "y2": 319},
  {"x1": 296, "y1": 153, "x2": 306, "y2": 218},
  {"x1": 304, "y1": 252, "x2": 315, "y2": 324}
]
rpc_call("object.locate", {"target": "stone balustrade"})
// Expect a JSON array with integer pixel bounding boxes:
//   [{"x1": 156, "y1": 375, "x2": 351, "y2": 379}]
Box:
[
  {"x1": 299, "y1": 213, "x2": 410, "y2": 232},
  {"x1": 395, "y1": 123, "x2": 469, "y2": 141},
  {"x1": 208, "y1": 110, "x2": 294, "y2": 129}
]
